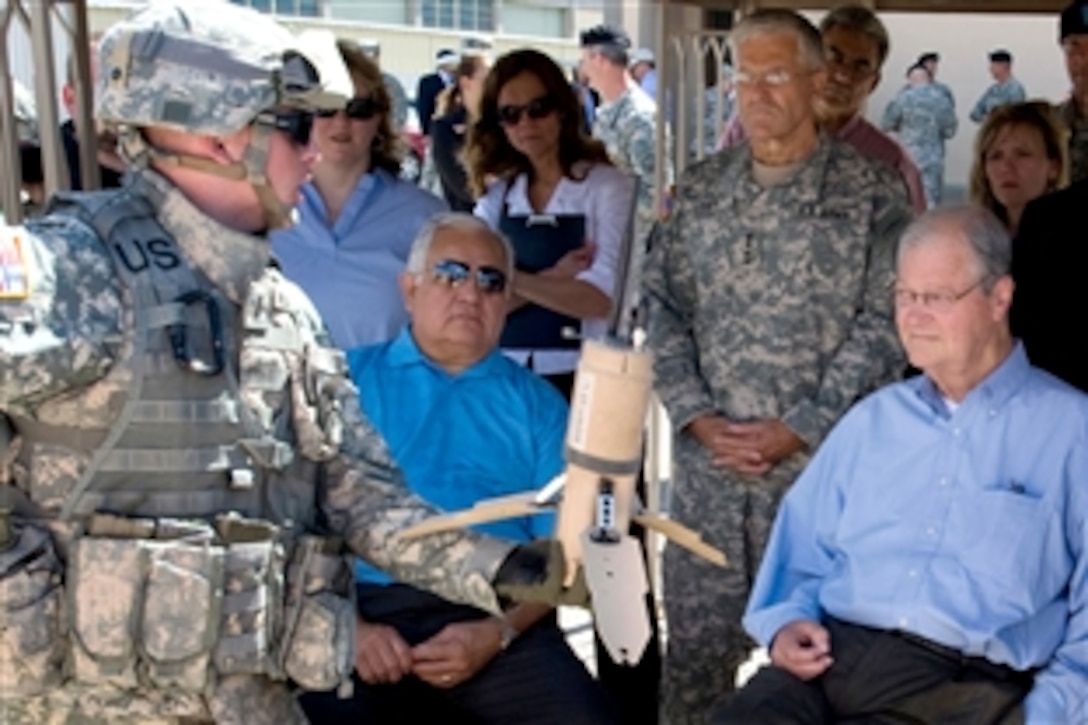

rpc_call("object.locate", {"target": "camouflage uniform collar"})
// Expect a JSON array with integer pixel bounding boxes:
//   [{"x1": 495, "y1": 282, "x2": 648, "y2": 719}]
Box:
[
  {"x1": 732, "y1": 134, "x2": 833, "y2": 206},
  {"x1": 132, "y1": 168, "x2": 271, "y2": 305}
]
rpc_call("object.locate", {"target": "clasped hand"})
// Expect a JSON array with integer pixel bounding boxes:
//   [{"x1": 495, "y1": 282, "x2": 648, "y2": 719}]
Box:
[{"x1": 688, "y1": 415, "x2": 806, "y2": 476}]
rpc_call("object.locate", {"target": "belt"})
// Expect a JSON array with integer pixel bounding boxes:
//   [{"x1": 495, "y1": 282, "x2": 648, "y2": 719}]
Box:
[{"x1": 892, "y1": 629, "x2": 1035, "y2": 687}]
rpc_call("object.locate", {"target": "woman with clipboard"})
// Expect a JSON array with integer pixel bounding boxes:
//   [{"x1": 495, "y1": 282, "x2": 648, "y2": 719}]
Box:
[{"x1": 466, "y1": 49, "x2": 636, "y2": 398}]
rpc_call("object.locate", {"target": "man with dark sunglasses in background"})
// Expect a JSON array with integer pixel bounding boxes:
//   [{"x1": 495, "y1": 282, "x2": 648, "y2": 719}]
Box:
[
  {"x1": 273, "y1": 38, "x2": 447, "y2": 350},
  {"x1": 298, "y1": 212, "x2": 620, "y2": 725},
  {"x1": 0, "y1": 3, "x2": 574, "y2": 723}
]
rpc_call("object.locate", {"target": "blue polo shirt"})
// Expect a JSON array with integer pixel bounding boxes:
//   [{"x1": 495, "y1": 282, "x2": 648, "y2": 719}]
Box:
[
  {"x1": 348, "y1": 327, "x2": 567, "y2": 584},
  {"x1": 271, "y1": 168, "x2": 447, "y2": 349}
]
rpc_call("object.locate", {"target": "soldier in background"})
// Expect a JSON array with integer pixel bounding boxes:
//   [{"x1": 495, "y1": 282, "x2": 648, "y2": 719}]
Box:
[
  {"x1": 0, "y1": 3, "x2": 571, "y2": 723},
  {"x1": 882, "y1": 64, "x2": 958, "y2": 208},
  {"x1": 359, "y1": 39, "x2": 409, "y2": 134},
  {"x1": 642, "y1": 10, "x2": 911, "y2": 723},
  {"x1": 917, "y1": 51, "x2": 956, "y2": 109},
  {"x1": 969, "y1": 50, "x2": 1026, "y2": 124},
  {"x1": 1059, "y1": 0, "x2": 1088, "y2": 182},
  {"x1": 579, "y1": 24, "x2": 668, "y2": 245}
]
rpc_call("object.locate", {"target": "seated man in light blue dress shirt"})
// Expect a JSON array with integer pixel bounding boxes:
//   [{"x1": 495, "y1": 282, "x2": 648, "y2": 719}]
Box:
[
  {"x1": 271, "y1": 40, "x2": 446, "y2": 349},
  {"x1": 712, "y1": 205, "x2": 1088, "y2": 725},
  {"x1": 299, "y1": 213, "x2": 618, "y2": 725}
]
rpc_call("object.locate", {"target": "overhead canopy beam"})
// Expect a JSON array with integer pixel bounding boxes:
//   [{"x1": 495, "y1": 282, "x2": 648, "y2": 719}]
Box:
[{"x1": 674, "y1": 0, "x2": 1068, "y2": 13}]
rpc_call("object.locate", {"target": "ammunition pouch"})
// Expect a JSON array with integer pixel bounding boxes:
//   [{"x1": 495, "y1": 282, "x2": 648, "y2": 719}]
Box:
[
  {"x1": 68, "y1": 517, "x2": 223, "y2": 693},
  {"x1": 62, "y1": 514, "x2": 354, "y2": 698},
  {"x1": 281, "y1": 534, "x2": 355, "y2": 695},
  {"x1": 0, "y1": 519, "x2": 66, "y2": 697}
]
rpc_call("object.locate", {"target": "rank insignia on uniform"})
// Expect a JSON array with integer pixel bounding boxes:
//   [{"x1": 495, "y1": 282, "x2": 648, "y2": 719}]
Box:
[{"x1": 0, "y1": 229, "x2": 31, "y2": 299}]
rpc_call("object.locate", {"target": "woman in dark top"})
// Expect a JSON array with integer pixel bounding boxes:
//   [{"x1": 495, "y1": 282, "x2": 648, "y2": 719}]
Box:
[{"x1": 432, "y1": 52, "x2": 490, "y2": 212}]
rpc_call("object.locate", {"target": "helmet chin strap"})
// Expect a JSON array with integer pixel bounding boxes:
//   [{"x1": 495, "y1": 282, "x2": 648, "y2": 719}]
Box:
[{"x1": 115, "y1": 120, "x2": 294, "y2": 231}]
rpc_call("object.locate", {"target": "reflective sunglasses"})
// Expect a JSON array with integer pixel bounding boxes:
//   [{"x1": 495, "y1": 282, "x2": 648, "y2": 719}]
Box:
[
  {"x1": 260, "y1": 110, "x2": 314, "y2": 147},
  {"x1": 497, "y1": 96, "x2": 557, "y2": 127},
  {"x1": 430, "y1": 259, "x2": 508, "y2": 294},
  {"x1": 315, "y1": 96, "x2": 382, "y2": 120}
]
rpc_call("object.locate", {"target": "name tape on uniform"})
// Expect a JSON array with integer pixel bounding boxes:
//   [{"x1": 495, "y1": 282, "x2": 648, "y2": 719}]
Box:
[{"x1": 0, "y1": 228, "x2": 30, "y2": 300}]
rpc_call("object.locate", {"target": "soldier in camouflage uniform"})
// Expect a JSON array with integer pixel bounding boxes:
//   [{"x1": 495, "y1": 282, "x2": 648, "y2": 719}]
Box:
[
  {"x1": 0, "y1": 3, "x2": 571, "y2": 724},
  {"x1": 882, "y1": 64, "x2": 958, "y2": 208},
  {"x1": 969, "y1": 50, "x2": 1026, "y2": 124},
  {"x1": 579, "y1": 24, "x2": 670, "y2": 246},
  {"x1": 1060, "y1": 1, "x2": 1088, "y2": 183},
  {"x1": 917, "y1": 52, "x2": 956, "y2": 111},
  {"x1": 642, "y1": 11, "x2": 912, "y2": 724}
]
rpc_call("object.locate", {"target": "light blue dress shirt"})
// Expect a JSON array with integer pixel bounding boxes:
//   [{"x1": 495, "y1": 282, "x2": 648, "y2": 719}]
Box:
[
  {"x1": 745, "y1": 343, "x2": 1088, "y2": 724},
  {"x1": 271, "y1": 169, "x2": 447, "y2": 349},
  {"x1": 348, "y1": 327, "x2": 566, "y2": 584}
]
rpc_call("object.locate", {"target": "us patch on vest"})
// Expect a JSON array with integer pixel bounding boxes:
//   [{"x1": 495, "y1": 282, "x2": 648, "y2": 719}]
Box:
[{"x1": 0, "y1": 228, "x2": 30, "y2": 300}]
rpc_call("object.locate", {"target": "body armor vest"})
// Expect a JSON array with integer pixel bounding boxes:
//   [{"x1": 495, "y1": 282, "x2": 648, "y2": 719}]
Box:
[
  {"x1": 10, "y1": 188, "x2": 319, "y2": 527},
  {"x1": 0, "y1": 187, "x2": 355, "y2": 720}
]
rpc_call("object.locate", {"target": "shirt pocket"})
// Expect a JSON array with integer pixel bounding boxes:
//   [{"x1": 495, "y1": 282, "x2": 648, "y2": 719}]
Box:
[{"x1": 954, "y1": 487, "x2": 1059, "y2": 597}]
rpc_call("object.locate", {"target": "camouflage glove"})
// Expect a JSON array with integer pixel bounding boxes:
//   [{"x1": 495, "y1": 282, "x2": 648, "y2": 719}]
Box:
[{"x1": 492, "y1": 539, "x2": 590, "y2": 608}]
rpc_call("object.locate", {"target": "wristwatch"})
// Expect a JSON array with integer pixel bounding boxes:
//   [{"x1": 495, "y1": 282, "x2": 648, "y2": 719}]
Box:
[{"x1": 498, "y1": 615, "x2": 519, "y2": 651}]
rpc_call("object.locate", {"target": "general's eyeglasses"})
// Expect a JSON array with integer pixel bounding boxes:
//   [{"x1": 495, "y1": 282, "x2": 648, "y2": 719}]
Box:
[
  {"x1": 733, "y1": 68, "x2": 797, "y2": 87},
  {"x1": 429, "y1": 259, "x2": 508, "y2": 295},
  {"x1": 497, "y1": 96, "x2": 557, "y2": 127},
  {"x1": 316, "y1": 96, "x2": 382, "y2": 120},
  {"x1": 893, "y1": 277, "x2": 989, "y2": 312},
  {"x1": 258, "y1": 110, "x2": 315, "y2": 147}
]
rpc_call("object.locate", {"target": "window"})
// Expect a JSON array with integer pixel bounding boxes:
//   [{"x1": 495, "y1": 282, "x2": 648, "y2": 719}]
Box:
[
  {"x1": 421, "y1": 0, "x2": 494, "y2": 32},
  {"x1": 231, "y1": 0, "x2": 321, "y2": 18}
]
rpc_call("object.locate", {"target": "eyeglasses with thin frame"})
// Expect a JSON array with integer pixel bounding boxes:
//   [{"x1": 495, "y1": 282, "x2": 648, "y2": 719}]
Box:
[
  {"x1": 893, "y1": 277, "x2": 990, "y2": 312},
  {"x1": 315, "y1": 96, "x2": 382, "y2": 121},
  {"x1": 257, "y1": 110, "x2": 314, "y2": 147},
  {"x1": 733, "y1": 68, "x2": 799, "y2": 88},
  {"x1": 497, "y1": 96, "x2": 557, "y2": 127},
  {"x1": 428, "y1": 259, "x2": 508, "y2": 295}
]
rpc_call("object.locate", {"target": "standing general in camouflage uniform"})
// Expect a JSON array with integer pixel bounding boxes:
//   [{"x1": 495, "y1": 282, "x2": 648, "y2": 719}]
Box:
[
  {"x1": 0, "y1": 4, "x2": 570, "y2": 724},
  {"x1": 882, "y1": 64, "x2": 958, "y2": 208},
  {"x1": 917, "y1": 52, "x2": 956, "y2": 110},
  {"x1": 1060, "y1": 1, "x2": 1088, "y2": 183},
  {"x1": 642, "y1": 10, "x2": 912, "y2": 724},
  {"x1": 969, "y1": 50, "x2": 1026, "y2": 124}
]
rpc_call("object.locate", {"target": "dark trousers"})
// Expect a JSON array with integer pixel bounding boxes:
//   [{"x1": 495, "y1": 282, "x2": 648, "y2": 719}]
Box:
[
  {"x1": 299, "y1": 583, "x2": 619, "y2": 725},
  {"x1": 541, "y1": 368, "x2": 663, "y2": 725},
  {"x1": 710, "y1": 617, "x2": 1031, "y2": 725}
]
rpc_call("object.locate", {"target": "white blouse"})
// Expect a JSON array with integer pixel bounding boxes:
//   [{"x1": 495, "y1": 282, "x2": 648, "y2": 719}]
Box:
[{"x1": 474, "y1": 161, "x2": 637, "y2": 374}]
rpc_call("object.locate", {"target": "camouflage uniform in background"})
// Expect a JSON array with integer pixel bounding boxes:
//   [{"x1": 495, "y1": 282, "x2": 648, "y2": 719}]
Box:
[
  {"x1": 1059, "y1": 99, "x2": 1088, "y2": 184},
  {"x1": 934, "y1": 81, "x2": 956, "y2": 110},
  {"x1": 593, "y1": 82, "x2": 671, "y2": 311},
  {"x1": 969, "y1": 78, "x2": 1027, "y2": 123},
  {"x1": 642, "y1": 138, "x2": 912, "y2": 725},
  {"x1": 382, "y1": 71, "x2": 409, "y2": 134},
  {"x1": 0, "y1": 4, "x2": 554, "y2": 723},
  {"x1": 882, "y1": 84, "x2": 958, "y2": 208}
]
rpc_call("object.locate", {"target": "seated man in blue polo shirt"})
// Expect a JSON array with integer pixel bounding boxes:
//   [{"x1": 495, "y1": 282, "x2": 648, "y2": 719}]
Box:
[{"x1": 299, "y1": 212, "x2": 618, "y2": 725}]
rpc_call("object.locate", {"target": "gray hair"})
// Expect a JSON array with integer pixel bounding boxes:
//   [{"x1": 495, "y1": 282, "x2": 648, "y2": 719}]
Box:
[
  {"x1": 730, "y1": 9, "x2": 826, "y2": 71},
  {"x1": 820, "y1": 5, "x2": 890, "y2": 66},
  {"x1": 897, "y1": 205, "x2": 1012, "y2": 291},
  {"x1": 406, "y1": 212, "x2": 515, "y2": 281}
]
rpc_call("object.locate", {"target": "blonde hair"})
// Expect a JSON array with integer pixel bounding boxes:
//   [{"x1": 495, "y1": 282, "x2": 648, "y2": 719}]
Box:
[{"x1": 969, "y1": 101, "x2": 1069, "y2": 226}]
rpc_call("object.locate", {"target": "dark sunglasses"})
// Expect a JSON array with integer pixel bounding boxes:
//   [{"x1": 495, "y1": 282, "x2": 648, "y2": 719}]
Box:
[
  {"x1": 431, "y1": 259, "x2": 507, "y2": 295},
  {"x1": 315, "y1": 96, "x2": 382, "y2": 120},
  {"x1": 260, "y1": 110, "x2": 314, "y2": 147},
  {"x1": 497, "y1": 96, "x2": 557, "y2": 127}
]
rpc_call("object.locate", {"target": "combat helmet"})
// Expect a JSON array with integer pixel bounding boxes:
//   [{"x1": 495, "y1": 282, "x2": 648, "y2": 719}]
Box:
[{"x1": 94, "y1": 0, "x2": 351, "y2": 227}]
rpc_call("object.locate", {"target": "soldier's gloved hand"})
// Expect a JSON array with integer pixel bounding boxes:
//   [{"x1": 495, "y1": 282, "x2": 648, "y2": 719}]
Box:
[{"x1": 492, "y1": 539, "x2": 589, "y2": 607}]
